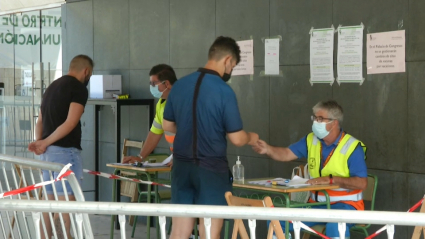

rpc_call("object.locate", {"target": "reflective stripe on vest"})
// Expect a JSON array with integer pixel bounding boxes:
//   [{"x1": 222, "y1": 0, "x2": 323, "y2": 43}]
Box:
[
  {"x1": 153, "y1": 120, "x2": 163, "y2": 130},
  {"x1": 310, "y1": 191, "x2": 363, "y2": 202},
  {"x1": 164, "y1": 131, "x2": 175, "y2": 151}
]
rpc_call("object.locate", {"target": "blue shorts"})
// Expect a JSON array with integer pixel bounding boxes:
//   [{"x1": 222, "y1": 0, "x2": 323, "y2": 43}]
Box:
[
  {"x1": 41, "y1": 146, "x2": 83, "y2": 196},
  {"x1": 171, "y1": 160, "x2": 232, "y2": 206}
]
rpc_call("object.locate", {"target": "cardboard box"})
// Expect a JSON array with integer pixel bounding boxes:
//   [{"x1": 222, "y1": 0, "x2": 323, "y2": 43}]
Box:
[{"x1": 89, "y1": 75, "x2": 122, "y2": 99}]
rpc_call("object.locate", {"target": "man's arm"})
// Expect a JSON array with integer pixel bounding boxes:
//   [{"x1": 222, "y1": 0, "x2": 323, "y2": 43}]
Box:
[
  {"x1": 227, "y1": 130, "x2": 258, "y2": 147},
  {"x1": 252, "y1": 140, "x2": 298, "y2": 162},
  {"x1": 122, "y1": 132, "x2": 162, "y2": 163},
  {"x1": 35, "y1": 110, "x2": 43, "y2": 140},
  {"x1": 163, "y1": 119, "x2": 176, "y2": 133}
]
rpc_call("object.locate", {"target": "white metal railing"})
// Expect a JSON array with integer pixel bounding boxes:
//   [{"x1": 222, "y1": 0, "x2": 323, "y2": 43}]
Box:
[
  {"x1": 2, "y1": 155, "x2": 425, "y2": 239},
  {"x1": 1, "y1": 200, "x2": 425, "y2": 239},
  {"x1": 0, "y1": 154, "x2": 93, "y2": 239}
]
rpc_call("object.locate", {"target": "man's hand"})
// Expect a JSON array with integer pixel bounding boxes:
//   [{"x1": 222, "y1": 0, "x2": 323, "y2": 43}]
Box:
[
  {"x1": 28, "y1": 140, "x2": 48, "y2": 155},
  {"x1": 122, "y1": 156, "x2": 141, "y2": 164},
  {"x1": 247, "y1": 132, "x2": 259, "y2": 146},
  {"x1": 252, "y1": 140, "x2": 269, "y2": 154},
  {"x1": 306, "y1": 177, "x2": 330, "y2": 185}
]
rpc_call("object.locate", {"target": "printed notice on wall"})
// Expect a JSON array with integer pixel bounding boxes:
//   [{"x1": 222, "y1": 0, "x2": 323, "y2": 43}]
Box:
[
  {"x1": 264, "y1": 39, "x2": 280, "y2": 75},
  {"x1": 310, "y1": 28, "x2": 334, "y2": 83},
  {"x1": 366, "y1": 30, "x2": 405, "y2": 74},
  {"x1": 337, "y1": 25, "x2": 364, "y2": 83},
  {"x1": 232, "y1": 40, "x2": 254, "y2": 76}
]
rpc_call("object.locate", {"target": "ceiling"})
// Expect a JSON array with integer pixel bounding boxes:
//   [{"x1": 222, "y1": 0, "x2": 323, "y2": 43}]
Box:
[{"x1": 0, "y1": 0, "x2": 66, "y2": 15}]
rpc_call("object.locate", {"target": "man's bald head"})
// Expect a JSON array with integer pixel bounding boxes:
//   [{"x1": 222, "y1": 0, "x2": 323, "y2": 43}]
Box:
[
  {"x1": 68, "y1": 55, "x2": 94, "y2": 85},
  {"x1": 69, "y1": 55, "x2": 94, "y2": 72}
]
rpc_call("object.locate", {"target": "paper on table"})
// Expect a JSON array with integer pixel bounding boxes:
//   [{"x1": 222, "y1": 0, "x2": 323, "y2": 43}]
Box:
[
  {"x1": 142, "y1": 154, "x2": 173, "y2": 167},
  {"x1": 248, "y1": 178, "x2": 287, "y2": 186},
  {"x1": 110, "y1": 163, "x2": 133, "y2": 166},
  {"x1": 286, "y1": 175, "x2": 310, "y2": 187}
]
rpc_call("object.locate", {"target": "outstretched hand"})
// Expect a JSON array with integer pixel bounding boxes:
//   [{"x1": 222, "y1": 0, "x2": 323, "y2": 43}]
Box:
[{"x1": 252, "y1": 139, "x2": 269, "y2": 155}]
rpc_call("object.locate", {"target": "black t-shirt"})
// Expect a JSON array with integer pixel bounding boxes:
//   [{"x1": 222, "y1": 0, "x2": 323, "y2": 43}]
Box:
[{"x1": 41, "y1": 75, "x2": 88, "y2": 150}]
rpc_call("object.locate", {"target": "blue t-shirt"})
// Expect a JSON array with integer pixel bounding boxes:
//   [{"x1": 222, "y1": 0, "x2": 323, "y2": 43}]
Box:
[
  {"x1": 288, "y1": 131, "x2": 367, "y2": 178},
  {"x1": 164, "y1": 68, "x2": 243, "y2": 172}
]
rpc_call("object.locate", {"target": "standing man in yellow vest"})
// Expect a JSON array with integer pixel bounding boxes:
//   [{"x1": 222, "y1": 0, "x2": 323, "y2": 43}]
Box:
[
  {"x1": 123, "y1": 64, "x2": 176, "y2": 164},
  {"x1": 253, "y1": 100, "x2": 367, "y2": 239}
]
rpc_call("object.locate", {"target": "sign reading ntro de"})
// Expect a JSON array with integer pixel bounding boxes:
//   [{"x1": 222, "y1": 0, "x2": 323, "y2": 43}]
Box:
[{"x1": 0, "y1": 14, "x2": 61, "y2": 46}]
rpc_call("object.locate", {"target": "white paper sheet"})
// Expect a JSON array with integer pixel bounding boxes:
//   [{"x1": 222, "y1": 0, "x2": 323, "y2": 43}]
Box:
[
  {"x1": 337, "y1": 25, "x2": 364, "y2": 82},
  {"x1": 264, "y1": 39, "x2": 280, "y2": 75},
  {"x1": 142, "y1": 154, "x2": 173, "y2": 167},
  {"x1": 367, "y1": 30, "x2": 405, "y2": 74},
  {"x1": 248, "y1": 178, "x2": 287, "y2": 186},
  {"x1": 286, "y1": 175, "x2": 310, "y2": 187},
  {"x1": 310, "y1": 28, "x2": 334, "y2": 83},
  {"x1": 233, "y1": 40, "x2": 254, "y2": 76}
]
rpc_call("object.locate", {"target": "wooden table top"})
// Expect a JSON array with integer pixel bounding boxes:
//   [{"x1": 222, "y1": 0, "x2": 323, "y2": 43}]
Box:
[
  {"x1": 106, "y1": 164, "x2": 171, "y2": 173},
  {"x1": 233, "y1": 178, "x2": 339, "y2": 193}
]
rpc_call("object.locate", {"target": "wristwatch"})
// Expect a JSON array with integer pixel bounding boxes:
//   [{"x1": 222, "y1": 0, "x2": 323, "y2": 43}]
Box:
[
  {"x1": 329, "y1": 174, "x2": 333, "y2": 184},
  {"x1": 138, "y1": 155, "x2": 143, "y2": 161}
]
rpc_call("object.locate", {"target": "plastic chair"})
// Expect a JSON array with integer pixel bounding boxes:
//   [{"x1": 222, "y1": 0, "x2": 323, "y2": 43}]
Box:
[
  {"x1": 225, "y1": 191, "x2": 286, "y2": 239},
  {"x1": 302, "y1": 174, "x2": 378, "y2": 238}
]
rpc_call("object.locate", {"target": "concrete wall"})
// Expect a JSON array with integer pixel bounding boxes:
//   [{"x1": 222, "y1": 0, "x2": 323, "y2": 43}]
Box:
[{"x1": 62, "y1": 0, "x2": 425, "y2": 238}]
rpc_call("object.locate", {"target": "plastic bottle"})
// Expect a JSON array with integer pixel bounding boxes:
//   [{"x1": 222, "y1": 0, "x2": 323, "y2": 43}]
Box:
[{"x1": 232, "y1": 156, "x2": 244, "y2": 182}]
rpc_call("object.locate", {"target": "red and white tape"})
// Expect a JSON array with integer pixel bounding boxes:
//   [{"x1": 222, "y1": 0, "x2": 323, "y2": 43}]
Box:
[
  {"x1": 0, "y1": 164, "x2": 73, "y2": 199},
  {"x1": 83, "y1": 169, "x2": 171, "y2": 188},
  {"x1": 290, "y1": 220, "x2": 330, "y2": 239},
  {"x1": 365, "y1": 196, "x2": 424, "y2": 239}
]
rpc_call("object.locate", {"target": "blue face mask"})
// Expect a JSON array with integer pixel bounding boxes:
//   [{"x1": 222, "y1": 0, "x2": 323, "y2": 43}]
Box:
[
  {"x1": 312, "y1": 121, "x2": 333, "y2": 139},
  {"x1": 150, "y1": 84, "x2": 167, "y2": 98}
]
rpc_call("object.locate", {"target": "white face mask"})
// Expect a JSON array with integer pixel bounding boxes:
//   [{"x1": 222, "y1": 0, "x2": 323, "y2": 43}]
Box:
[{"x1": 312, "y1": 121, "x2": 333, "y2": 139}]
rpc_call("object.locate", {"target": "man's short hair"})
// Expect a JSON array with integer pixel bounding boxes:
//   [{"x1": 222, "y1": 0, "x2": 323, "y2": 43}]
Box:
[
  {"x1": 149, "y1": 64, "x2": 177, "y2": 85},
  {"x1": 313, "y1": 100, "x2": 344, "y2": 124},
  {"x1": 69, "y1": 55, "x2": 94, "y2": 71},
  {"x1": 208, "y1": 36, "x2": 241, "y2": 64}
]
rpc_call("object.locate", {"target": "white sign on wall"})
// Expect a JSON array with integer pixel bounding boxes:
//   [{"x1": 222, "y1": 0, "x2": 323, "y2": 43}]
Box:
[{"x1": 232, "y1": 40, "x2": 254, "y2": 76}]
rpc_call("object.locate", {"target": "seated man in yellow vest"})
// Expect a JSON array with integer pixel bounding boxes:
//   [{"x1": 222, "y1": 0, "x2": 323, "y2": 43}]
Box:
[
  {"x1": 252, "y1": 100, "x2": 367, "y2": 239},
  {"x1": 123, "y1": 64, "x2": 176, "y2": 164}
]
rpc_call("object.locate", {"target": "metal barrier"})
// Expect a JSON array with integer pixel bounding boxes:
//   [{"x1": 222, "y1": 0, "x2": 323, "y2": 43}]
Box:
[
  {"x1": 0, "y1": 154, "x2": 93, "y2": 239},
  {"x1": 2, "y1": 154, "x2": 425, "y2": 239}
]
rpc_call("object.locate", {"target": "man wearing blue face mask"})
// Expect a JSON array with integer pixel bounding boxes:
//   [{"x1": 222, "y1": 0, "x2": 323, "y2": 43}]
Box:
[
  {"x1": 252, "y1": 100, "x2": 367, "y2": 239},
  {"x1": 162, "y1": 36, "x2": 259, "y2": 239},
  {"x1": 122, "y1": 64, "x2": 177, "y2": 165}
]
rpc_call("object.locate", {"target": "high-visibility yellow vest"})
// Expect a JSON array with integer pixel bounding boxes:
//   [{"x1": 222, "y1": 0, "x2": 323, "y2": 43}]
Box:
[
  {"x1": 306, "y1": 132, "x2": 367, "y2": 210},
  {"x1": 150, "y1": 99, "x2": 174, "y2": 151}
]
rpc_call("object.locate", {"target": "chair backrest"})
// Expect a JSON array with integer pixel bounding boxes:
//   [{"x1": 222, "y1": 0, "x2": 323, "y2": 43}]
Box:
[
  {"x1": 121, "y1": 138, "x2": 144, "y2": 160},
  {"x1": 363, "y1": 174, "x2": 378, "y2": 211},
  {"x1": 225, "y1": 192, "x2": 286, "y2": 239}
]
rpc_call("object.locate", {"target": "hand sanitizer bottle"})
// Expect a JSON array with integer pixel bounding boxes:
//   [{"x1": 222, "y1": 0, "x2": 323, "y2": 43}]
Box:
[{"x1": 232, "y1": 156, "x2": 244, "y2": 182}]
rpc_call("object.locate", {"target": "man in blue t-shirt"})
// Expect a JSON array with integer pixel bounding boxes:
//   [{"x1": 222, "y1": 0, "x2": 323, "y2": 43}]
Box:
[
  {"x1": 163, "y1": 36, "x2": 259, "y2": 239},
  {"x1": 252, "y1": 100, "x2": 367, "y2": 239}
]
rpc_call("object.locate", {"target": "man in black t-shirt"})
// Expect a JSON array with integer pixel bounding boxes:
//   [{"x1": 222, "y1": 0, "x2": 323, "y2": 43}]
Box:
[{"x1": 28, "y1": 54, "x2": 93, "y2": 239}]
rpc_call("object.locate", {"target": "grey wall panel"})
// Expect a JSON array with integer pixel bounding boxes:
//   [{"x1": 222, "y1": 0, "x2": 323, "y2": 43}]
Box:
[
  {"x1": 368, "y1": 169, "x2": 408, "y2": 238},
  {"x1": 333, "y1": 71, "x2": 407, "y2": 171},
  {"x1": 129, "y1": 70, "x2": 151, "y2": 99},
  {"x1": 408, "y1": 0, "x2": 425, "y2": 61},
  {"x1": 228, "y1": 154, "x2": 269, "y2": 179},
  {"x1": 81, "y1": 105, "x2": 95, "y2": 141},
  {"x1": 129, "y1": 0, "x2": 170, "y2": 70},
  {"x1": 270, "y1": 0, "x2": 333, "y2": 65},
  {"x1": 407, "y1": 62, "x2": 425, "y2": 174},
  {"x1": 170, "y1": 0, "x2": 215, "y2": 68},
  {"x1": 333, "y1": 0, "x2": 408, "y2": 63},
  {"x1": 269, "y1": 159, "x2": 307, "y2": 179},
  {"x1": 128, "y1": 104, "x2": 156, "y2": 147},
  {"x1": 270, "y1": 65, "x2": 333, "y2": 149},
  {"x1": 216, "y1": 0, "x2": 269, "y2": 67},
  {"x1": 99, "y1": 141, "x2": 115, "y2": 202},
  {"x1": 93, "y1": 0, "x2": 129, "y2": 70},
  {"x1": 63, "y1": 0, "x2": 94, "y2": 72},
  {"x1": 81, "y1": 140, "x2": 95, "y2": 192},
  {"x1": 227, "y1": 67, "x2": 269, "y2": 158},
  {"x1": 175, "y1": 68, "x2": 197, "y2": 79}
]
